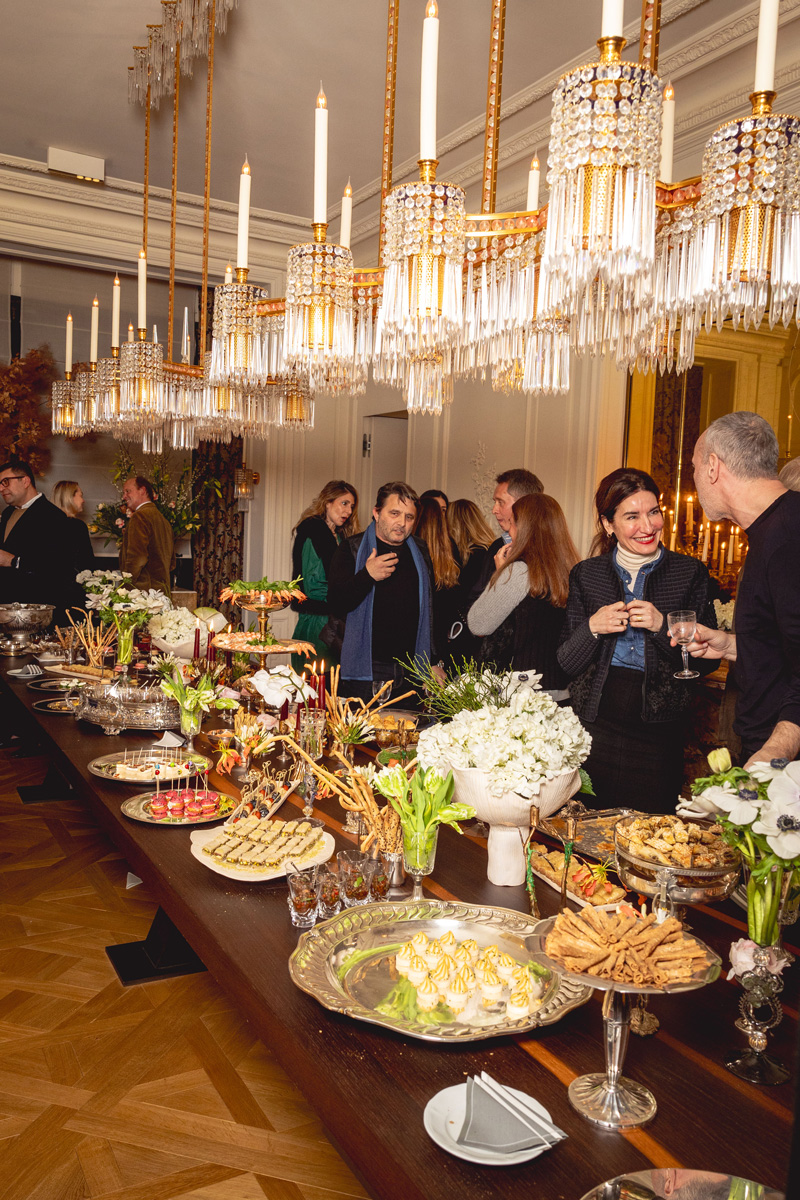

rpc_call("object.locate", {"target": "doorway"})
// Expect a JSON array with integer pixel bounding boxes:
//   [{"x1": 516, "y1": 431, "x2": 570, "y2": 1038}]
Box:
[{"x1": 362, "y1": 411, "x2": 408, "y2": 508}]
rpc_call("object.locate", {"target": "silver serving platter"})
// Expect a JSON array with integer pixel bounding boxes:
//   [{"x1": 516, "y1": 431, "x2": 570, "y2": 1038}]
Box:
[
  {"x1": 87, "y1": 748, "x2": 212, "y2": 783},
  {"x1": 530, "y1": 914, "x2": 722, "y2": 996},
  {"x1": 76, "y1": 684, "x2": 181, "y2": 731},
  {"x1": 289, "y1": 899, "x2": 592, "y2": 1043},
  {"x1": 122, "y1": 789, "x2": 238, "y2": 826}
]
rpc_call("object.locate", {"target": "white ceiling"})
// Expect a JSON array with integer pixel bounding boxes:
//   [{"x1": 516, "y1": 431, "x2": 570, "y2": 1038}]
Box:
[{"x1": 3, "y1": 0, "x2": 800, "y2": 268}]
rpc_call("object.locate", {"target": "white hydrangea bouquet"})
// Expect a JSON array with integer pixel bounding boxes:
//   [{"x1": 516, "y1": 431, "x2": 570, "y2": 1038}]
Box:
[
  {"x1": 417, "y1": 685, "x2": 591, "y2": 801},
  {"x1": 416, "y1": 677, "x2": 591, "y2": 886}
]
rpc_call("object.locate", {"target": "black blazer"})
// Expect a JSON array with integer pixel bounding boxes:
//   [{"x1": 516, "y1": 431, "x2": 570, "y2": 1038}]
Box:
[
  {"x1": 557, "y1": 549, "x2": 717, "y2": 724},
  {"x1": 0, "y1": 494, "x2": 74, "y2": 612}
]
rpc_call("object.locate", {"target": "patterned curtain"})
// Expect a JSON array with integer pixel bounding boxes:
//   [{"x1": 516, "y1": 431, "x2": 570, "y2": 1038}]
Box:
[
  {"x1": 650, "y1": 365, "x2": 703, "y2": 504},
  {"x1": 191, "y1": 438, "x2": 244, "y2": 608}
]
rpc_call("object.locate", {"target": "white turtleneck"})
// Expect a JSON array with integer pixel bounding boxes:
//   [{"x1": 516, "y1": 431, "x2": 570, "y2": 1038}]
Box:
[{"x1": 614, "y1": 541, "x2": 662, "y2": 590}]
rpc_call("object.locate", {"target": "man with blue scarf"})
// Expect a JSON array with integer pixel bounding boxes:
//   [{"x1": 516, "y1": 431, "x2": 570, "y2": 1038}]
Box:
[{"x1": 329, "y1": 481, "x2": 434, "y2": 705}]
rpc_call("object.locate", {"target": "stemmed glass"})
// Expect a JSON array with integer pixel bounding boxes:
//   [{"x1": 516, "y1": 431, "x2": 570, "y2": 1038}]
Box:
[
  {"x1": 667, "y1": 609, "x2": 699, "y2": 680},
  {"x1": 298, "y1": 708, "x2": 326, "y2": 817},
  {"x1": 402, "y1": 827, "x2": 439, "y2": 902}
]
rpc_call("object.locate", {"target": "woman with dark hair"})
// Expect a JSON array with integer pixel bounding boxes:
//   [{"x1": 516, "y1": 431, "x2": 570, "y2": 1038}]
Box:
[
  {"x1": 52, "y1": 480, "x2": 94, "y2": 574},
  {"x1": 291, "y1": 480, "x2": 359, "y2": 669},
  {"x1": 413, "y1": 496, "x2": 461, "y2": 660},
  {"x1": 557, "y1": 468, "x2": 717, "y2": 812},
  {"x1": 467, "y1": 493, "x2": 579, "y2": 695}
]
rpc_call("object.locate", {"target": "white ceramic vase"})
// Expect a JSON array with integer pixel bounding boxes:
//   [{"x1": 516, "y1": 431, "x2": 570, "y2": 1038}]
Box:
[{"x1": 451, "y1": 765, "x2": 581, "y2": 886}]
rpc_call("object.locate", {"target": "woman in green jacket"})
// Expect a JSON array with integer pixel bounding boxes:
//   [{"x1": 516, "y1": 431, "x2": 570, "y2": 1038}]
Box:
[{"x1": 291, "y1": 480, "x2": 359, "y2": 671}]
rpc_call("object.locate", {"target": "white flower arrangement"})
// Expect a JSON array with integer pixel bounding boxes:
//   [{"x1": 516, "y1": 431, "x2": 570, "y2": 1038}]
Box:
[
  {"x1": 250, "y1": 666, "x2": 317, "y2": 709},
  {"x1": 417, "y1": 687, "x2": 592, "y2": 800},
  {"x1": 714, "y1": 598, "x2": 735, "y2": 631},
  {"x1": 148, "y1": 608, "x2": 200, "y2": 644},
  {"x1": 77, "y1": 569, "x2": 133, "y2": 593}
]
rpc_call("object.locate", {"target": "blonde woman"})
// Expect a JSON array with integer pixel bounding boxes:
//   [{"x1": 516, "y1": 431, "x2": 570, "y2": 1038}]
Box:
[{"x1": 52, "y1": 480, "x2": 94, "y2": 574}]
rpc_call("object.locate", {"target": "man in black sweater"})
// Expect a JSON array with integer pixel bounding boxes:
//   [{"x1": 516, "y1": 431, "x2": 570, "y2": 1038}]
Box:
[
  {"x1": 687, "y1": 412, "x2": 800, "y2": 766},
  {"x1": 328, "y1": 481, "x2": 434, "y2": 705}
]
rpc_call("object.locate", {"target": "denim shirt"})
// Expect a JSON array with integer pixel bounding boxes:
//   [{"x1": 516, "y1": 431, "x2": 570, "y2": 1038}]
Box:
[{"x1": 610, "y1": 546, "x2": 664, "y2": 670}]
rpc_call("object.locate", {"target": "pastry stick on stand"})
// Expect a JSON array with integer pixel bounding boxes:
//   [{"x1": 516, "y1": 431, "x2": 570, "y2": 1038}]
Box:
[{"x1": 524, "y1": 804, "x2": 541, "y2": 919}]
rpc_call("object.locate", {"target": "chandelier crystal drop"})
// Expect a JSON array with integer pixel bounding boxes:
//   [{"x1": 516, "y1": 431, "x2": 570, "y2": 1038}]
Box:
[
  {"x1": 278, "y1": 370, "x2": 316, "y2": 431},
  {"x1": 50, "y1": 378, "x2": 75, "y2": 436},
  {"x1": 119, "y1": 335, "x2": 165, "y2": 421},
  {"x1": 284, "y1": 240, "x2": 355, "y2": 395},
  {"x1": 377, "y1": 178, "x2": 466, "y2": 366},
  {"x1": 541, "y1": 41, "x2": 662, "y2": 359},
  {"x1": 691, "y1": 108, "x2": 800, "y2": 332},
  {"x1": 208, "y1": 276, "x2": 268, "y2": 388}
]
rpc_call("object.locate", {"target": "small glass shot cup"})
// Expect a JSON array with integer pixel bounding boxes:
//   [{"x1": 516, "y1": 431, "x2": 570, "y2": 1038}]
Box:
[
  {"x1": 316, "y1": 862, "x2": 342, "y2": 918},
  {"x1": 369, "y1": 852, "x2": 392, "y2": 902},
  {"x1": 286, "y1": 862, "x2": 319, "y2": 929},
  {"x1": 337, "y1": 850, "x2": 376, "y2": 907}
]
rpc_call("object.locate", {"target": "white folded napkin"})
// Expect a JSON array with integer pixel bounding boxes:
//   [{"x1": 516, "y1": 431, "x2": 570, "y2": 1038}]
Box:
[
  {"x1": 152, "y1": 731, "x2": 184, "y2": 748},
  {"x1": 9, "y1": 663, "x2": 41, "y2": 676},
  {"x1": 456, "y1": 1073, "x2": 566, "y2": 1153}
]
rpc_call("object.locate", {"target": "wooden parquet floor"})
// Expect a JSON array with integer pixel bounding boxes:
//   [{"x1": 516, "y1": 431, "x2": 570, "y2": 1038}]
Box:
[{"x1": 0, "y1": 745, "x2": 369, "y2": 1200}]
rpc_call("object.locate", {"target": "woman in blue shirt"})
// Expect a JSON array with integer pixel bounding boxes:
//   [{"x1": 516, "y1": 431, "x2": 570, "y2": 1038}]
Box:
[{"x1": 558, "y1": 468, "x2": 716, "y2": 812}]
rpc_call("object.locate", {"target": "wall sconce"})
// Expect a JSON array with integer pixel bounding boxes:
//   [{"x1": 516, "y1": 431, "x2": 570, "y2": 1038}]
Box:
[{"x1": 235, "y1": 462, "x2": 260, "y2": 512}]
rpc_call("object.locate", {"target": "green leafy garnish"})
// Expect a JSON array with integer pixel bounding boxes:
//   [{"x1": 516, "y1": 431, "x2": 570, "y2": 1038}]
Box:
[{"x1": 376, "y1": 977, "x2": 454, "y2": 1026}]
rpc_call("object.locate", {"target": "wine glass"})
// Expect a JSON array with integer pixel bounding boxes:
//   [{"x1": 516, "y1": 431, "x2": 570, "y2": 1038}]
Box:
[
  {"x1": 402, "y1": 827, "x2": 439, "y2": 902},
  {"x1": 668, "y1": 609, "x2": 699, "y2": 680},
  {"x1": 298, "y1": 708, "x2": 326, "y2": 817}
]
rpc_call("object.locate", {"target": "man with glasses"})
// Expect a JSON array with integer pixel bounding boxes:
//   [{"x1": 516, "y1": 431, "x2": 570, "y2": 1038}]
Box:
[{"x1": 0, "y1": 459, "x2": 72, "y2": 616}]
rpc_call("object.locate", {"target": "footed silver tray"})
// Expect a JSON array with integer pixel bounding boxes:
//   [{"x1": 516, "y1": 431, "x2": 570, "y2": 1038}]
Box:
[
  {"x1": 76, "y1": 684, "x2": 180, "y2": 732},
  {"x1": 289, "y1": 900, "x2": 591, "y2": 1043},
  {"x1": 88, "y1": 747, "x2": 211, "y2": 783}
]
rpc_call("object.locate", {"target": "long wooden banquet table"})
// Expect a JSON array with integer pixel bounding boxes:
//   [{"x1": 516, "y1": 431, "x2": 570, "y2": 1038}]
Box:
[{"x1": 4, "y1": 666, "x2": 796, "y2": 1200}]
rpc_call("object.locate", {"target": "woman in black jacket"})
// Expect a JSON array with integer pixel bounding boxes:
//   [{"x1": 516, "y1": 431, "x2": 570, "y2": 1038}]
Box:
[
  {"x1": 557, "y1": 468, "x2": 716, "y2": 812},
  {"x1": 290, "y1": 480, "x2": 359, "y2": 670}
]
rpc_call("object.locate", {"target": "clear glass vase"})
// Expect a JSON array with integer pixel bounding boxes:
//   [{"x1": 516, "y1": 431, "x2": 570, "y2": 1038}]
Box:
[
  {"x1": 402, "y1": 827, "x2": 438, "y2": 902},
  {"x1": 115, "y1": 620, "x2": 136, "y2": 666},
  {"x1": 180, "y1": 706, "x2": 202, "y2": 752}
]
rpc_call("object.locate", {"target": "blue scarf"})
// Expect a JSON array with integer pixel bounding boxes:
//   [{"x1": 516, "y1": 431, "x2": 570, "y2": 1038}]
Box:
[{"x1": 340, "y1": 522, "x2": 432, "y2": 680}]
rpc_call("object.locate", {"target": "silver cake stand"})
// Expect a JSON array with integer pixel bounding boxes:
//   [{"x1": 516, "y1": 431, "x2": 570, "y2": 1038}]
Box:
[{"x1": 531, "y1": 915, "x2": 721, "y2": 1131}]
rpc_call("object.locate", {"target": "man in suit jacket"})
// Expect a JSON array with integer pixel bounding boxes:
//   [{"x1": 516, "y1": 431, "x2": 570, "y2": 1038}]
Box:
[
  {"x1": 119, "y1": 476, "x2": 175, "y2": 598},
  {"x1": 0, "y1": 458, "x2": 74, "y2": 618}
]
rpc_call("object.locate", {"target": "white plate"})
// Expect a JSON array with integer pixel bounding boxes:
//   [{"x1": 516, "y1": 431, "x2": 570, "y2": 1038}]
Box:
[
  {"x1": 35, "y1": 654, "x2": 65, "y2": 664},
  {"x1": 528, "y1": 861, "x2": 624, "y2": 911},
  {"x1": 423, "y1": 1083, "x2": 555, "y2": 1166},
  {"x1": 189, "y1": 825, "x2": 335, "y2": 881}
]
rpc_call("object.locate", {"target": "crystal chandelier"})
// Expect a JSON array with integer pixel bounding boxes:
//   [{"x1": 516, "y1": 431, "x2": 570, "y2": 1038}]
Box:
[
  {"x1": 279, "y1": 370, "x2": 316, "y2": 431},
  {"x1": 284, "y1": 87, "x2": 355, "y2": 395},
  {"x1": 691, "y1": 104, "x2": 800, "y2": 332},
  {"x1": 540, "y1": 12, "x2": 662, "y2": 361}
]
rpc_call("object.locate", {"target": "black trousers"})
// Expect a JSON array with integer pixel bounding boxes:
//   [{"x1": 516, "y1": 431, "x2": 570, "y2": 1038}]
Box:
[{"x1": 580, "y1": 666, "x2": 686, "y2": 814}]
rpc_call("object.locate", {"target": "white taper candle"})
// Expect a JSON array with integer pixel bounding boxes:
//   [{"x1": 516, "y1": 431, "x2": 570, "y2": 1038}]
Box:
[
  {"x1": 90, "y1": 296, "x2": 99, "y2": 364},
  {"x1": 65, "y1": 313, "x2": 73, "y2": 374},
  {"x1": 419, "y1": 2, "x2": 439, "y2": 161},
  {"x1": 340, "y1": 180, "x2": 353, "y2": 248},
  {"x1": 137, "y1": 250, "x2": 147, "y2": 330},
  {"x1": 601, "y1": 0, "x2": 625, "y2": 38},
  {"x1": 236, "y1": 158, "x2": 251, "y2": 270},
  {"x1": 526, "y1": 156, "x2": 540, "y2": 212},
  {"x1": 111, "y1": 275, "x2": 121, "y2": 349},
  {"x1": 660, "y1": 83, "x2": 675, "y2": 182},
  {"x1": 754, "y1": 0, "x2": 780, "y2": 92},
  {"x1": 314, "y1": 86, "x2": 328, "y2": 225}
]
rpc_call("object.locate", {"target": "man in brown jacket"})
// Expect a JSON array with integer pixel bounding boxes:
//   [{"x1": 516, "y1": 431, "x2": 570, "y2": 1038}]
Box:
[{"x1": 120, "y1": 476, "x2": 175, "y2": 597}]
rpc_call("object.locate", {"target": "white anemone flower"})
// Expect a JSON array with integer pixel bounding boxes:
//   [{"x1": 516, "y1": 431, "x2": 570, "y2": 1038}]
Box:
[
  {"x1": 752, "y1": 795, "x2": 800, "y2": 860},
  {"x1": 765, "y1": 760, "x2": 800, "y2": 808},
  {"x1": 706, "y1": 783, "x2": 762, "y2": 826}
]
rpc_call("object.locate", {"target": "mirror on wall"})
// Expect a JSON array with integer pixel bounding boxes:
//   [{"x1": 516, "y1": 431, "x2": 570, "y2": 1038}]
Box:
[{"x1": 624, "y1": 319, "x2": 799, "y2": 592}]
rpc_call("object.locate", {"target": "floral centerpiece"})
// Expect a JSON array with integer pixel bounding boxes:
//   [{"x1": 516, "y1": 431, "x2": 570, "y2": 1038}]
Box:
[
  {"x1": 690, "y1": 749, "x2": 800, "y2": 948},
  {"x1": 250, "y1": 666, "x2": 316, "y2": 709},
  {"x1": 417, "y1": 681, "x2": 591, "y2": 802},
  {"x1": 88, "y1": 446, "x2": 221, "y2": 547},
  {"x1": 153, "y1": 657, "x2": 238, "y2": 747},
  {"x1": 690, "y1": 749, "x2": 800, "y2": 1084},
  {"x1": 416, "y1": 672, "x2": 592, "y2": 885},
  {"x1": 374, "y1": 763, "x2": 474, "y2": 897},
  {"x1": 80, "y1": 570, "x2": 171, "y2": 664},
  {"x1": 147, "y1": 606, "x2": 226, "y2": 660}
]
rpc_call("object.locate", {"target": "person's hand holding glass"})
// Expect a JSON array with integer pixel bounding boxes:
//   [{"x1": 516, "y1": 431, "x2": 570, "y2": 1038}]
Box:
[{"x1": 668, "y1": 610, "x2": 700, "y2": 679}]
